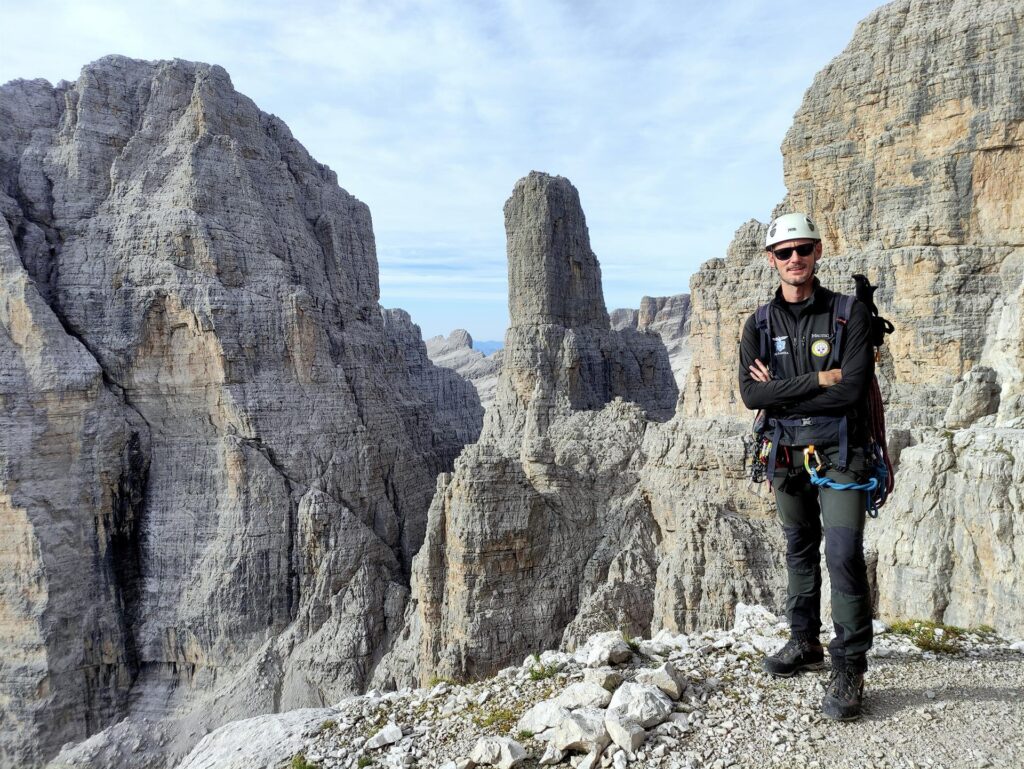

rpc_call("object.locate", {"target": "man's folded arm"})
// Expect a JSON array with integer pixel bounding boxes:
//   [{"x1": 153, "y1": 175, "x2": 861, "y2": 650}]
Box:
[
  {"x1": 788, "y1": 302, "x2": 874, "y2": 413},
  {"x1": 738, "y1": 314, "x2": 821, "y2": 410}
]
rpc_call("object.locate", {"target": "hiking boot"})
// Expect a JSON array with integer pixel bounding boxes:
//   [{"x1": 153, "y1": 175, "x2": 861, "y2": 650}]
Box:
[
  {"x1": 762, "y1": 636, "x2": 825, "y2": 677},
  {"x1": 821, "y1": 659, "x2": 865, "y2": 721}
]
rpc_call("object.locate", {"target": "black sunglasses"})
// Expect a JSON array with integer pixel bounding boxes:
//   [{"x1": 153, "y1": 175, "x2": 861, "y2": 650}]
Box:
[{"x1": 772, "y1": 242, "x2": 817, "y2": 260}]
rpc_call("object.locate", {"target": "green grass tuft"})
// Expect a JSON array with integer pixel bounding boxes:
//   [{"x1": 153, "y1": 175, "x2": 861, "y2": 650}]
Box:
[
  {"x1": 291, "y1": 754, "x2": 320, "y2": 769},
  {"x1": 528, "y1": 661, "x2": 560, "y2": 681},
  {"x1": 428, "y1": 675, "x2": 458, "y2": 687},
  {"x1": 471, "y1": 706, "x2": 520, "y2": 734},
  {"x1": 889, "y1": 619, "x2": 964, "y2": 653},
  {"x1": 314, "y1": 719, "x2": 336, "y2": 735},
  {"x1": 621, "y1": 630, "x2": 641, "y2": 654}
]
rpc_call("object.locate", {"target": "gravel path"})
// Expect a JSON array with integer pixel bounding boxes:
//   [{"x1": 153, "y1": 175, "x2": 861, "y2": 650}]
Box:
[{"x1": 681, "y1": 652, "x2": 1024, "y2": 769}]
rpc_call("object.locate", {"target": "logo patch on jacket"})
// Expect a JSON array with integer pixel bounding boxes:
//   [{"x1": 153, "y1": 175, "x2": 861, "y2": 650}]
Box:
[
  {"x1": 773, "y1": 336, "x2": 789, "y2": 354},
  {"x1": 811, "y1": 339, "x2": 831, "y2": 358}
]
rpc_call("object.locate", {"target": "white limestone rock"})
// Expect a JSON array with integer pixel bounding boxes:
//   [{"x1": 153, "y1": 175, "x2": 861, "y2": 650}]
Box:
[
  {"x1": 516, "y1": 701, "x2": 571, "y2": 737},
  {"x1": 732, "y1": 603, "x2": 781, "y2": 637},
  {"x1": 552, "y1": 682, "x2": 613, "y2": 710},
  {"x1": 539, "y1": 743, "x2": 566, "y2": 765},
  {"x1": 576, "y1": 746, "x2": 602, "y2": 769},
  {"x1": 606, "y1": 683, "x2": 672, "y2": 729},
  {"x1": 585, "y1": 633, "x2": 634, "y2": 668},
  {"x1": 634, "y1": 662, "x2": 686, "y2": 700},
  {"x1": 550, "y1": 708, "x2": 611, "y2": 753},
  {"x1": 582, "y1": 668, "x2": 624, "y2": 692},
  {"x1": 365, "y1": 723, "x2": 403, "y2": 749},
  {"x1": 174, "y1": 709, "x2": 335, "y2": 769},
  {"x1": 469, "y1": 736, "x2": 526, "y2": 769},
  {"x1": 604, "y1": 714, "x2": 646, "y2": 752}
]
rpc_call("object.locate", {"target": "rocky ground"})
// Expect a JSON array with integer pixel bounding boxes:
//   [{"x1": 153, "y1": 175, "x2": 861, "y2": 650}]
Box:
[{"x1": 176, "y1": 606, "x2": 1024, "y2": 769}]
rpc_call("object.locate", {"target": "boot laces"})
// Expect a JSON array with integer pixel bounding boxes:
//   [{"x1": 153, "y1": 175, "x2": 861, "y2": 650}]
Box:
[
  {"x1": 778, "y1": 637, "x2": 814, "y2": 663},
  {"x1": 827, "y1": 664, "x2": 862, "y2": 699}
]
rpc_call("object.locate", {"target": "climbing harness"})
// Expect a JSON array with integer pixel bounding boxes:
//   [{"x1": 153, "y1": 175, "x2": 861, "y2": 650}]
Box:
[
  {"x1": 803, "y1": 444, "x2": 889, "y2": 518},
  {"x1": 747, "y1": 274, "x2": 896, "y2": 511}
]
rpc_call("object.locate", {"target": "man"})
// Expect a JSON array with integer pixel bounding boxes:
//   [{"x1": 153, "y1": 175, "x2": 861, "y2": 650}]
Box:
[{"x1": 737, "y1": 212, "x2": 875, "y2": 721}]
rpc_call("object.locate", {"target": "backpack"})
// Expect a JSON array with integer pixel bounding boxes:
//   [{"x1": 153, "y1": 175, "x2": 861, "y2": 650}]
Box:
[{"x1": 748, "y1": 275, "x2": 895, "y2": 515}]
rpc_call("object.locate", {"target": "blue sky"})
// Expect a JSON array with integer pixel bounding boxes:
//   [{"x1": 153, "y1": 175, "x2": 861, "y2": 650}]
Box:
[{"x1": 1, "y1": 0, "x2": 884, "y2": 342}]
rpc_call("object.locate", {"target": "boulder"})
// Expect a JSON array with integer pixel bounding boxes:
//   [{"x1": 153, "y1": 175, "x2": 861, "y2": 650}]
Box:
[
  {"x1": 550, "y1": 708, "x2": 611, "y2": 753},
  {"x1": 605, "y1": 714, "x2": 647, "y2": 751},
  {"x1": 469, "y1": 736, "x2": 527, "y2": 769},
  {"x1": 552, "y1": 682, "x2": 613, "y2": 710},
  {"x1": 606, "y1": 683, "x2": 672, "y2": 729},
  {"x1": 365, "y1": 723, "x2": 403, "y2": 749},
  {"x1": 516, "y1": 701, "x2": 571, "y2": 737},
  {"x1": 585, "y1": 632, "x2": 634, "y2": 668},
  {"x1": 634, "y1": 662, "x2": 686, "y2": 700}
]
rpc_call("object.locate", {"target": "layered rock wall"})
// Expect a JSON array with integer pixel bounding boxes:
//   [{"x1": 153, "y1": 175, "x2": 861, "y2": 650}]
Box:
[
  {"x1": 1, "y1": 56, "x2": 478, "y2": 767},
  {"x1": 425, "y1": 329, "x2": 503, "y2": 410},
  {"x1": 682, "y1": 0, "x2": 1024, "y2": 632},
  {"x1": 611, "y1": 294, "x2": 692, "y2": 391}
]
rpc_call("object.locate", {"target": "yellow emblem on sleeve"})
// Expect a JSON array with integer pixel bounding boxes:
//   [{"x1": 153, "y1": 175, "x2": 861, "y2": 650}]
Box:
[{"x1": 811, "y1": 339, "x2": 831, "y2": 358}]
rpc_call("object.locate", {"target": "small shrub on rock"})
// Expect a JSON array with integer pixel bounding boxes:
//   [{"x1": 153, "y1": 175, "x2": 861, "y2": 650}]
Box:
[
  {"x1": 291, "y1": 754, "x2": 320, "y2": 769},
  {"x1": 889, "y1": 619, "x2": 964, "y2": 653}
]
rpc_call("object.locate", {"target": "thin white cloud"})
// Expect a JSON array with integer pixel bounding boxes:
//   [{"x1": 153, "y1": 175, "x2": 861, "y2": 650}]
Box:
[{"x1": 0, "y1": 0, "x2": 884, "y2": 339}]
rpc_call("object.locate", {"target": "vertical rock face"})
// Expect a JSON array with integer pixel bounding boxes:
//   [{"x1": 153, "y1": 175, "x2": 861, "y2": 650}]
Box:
[
  {"x1": 0, "y1": 56, "x2": 478, "y2": 767},
  {"x1": 505, "y1": 173, "x2": 609, "y2": 329},
  {"x1": 373, "y1": 173, "x2": 778, "y2": 688},
  {"x1": 496, "y1": 174, "x2": 677, "y2": 428},
  {"x1": 611, "y1": 294, "x2": 692, "y2": 391},
  {"x1": 425, "y1": 329, "x2": 503, "y2": 410},
  {"x1": 681, "y1": 0, "x2": 1024, "y2": 633},
  {"x1": 382, "y1": 309, "x2": 484, "y2": 457},
  {"x1": 0, "y1": 216, "x2": 150, "y2": 765}
]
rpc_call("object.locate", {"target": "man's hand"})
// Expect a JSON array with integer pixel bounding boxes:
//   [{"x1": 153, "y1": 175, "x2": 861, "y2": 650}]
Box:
[
  {"x1": 749, "y1": 359, "x2": 772, "y2": 383},
  {"x1": 818, "y1": 369, "x2": 843, "y2": 387}
]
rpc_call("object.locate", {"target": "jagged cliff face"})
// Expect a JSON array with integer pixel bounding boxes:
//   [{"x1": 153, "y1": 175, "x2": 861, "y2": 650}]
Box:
[
  {"x1": 373, "y1": 173, "x2": 777, "y2": 688},
  {"x1": 610, "y1": 294, "x2": 692, "y2": 391},
  {"x1": 0, "y1": 56, "x2": 478, "y2": 767},
  {"x1": 682, "y1": 0, "x2": 1024, "y2": 633},
  {"x1": 425, "y1": 329, "x2": 503, "y2": 410}
]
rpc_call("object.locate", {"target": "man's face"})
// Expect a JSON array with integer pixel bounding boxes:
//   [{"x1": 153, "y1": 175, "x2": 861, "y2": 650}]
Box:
[{"x1": 767, "y1": 238, "x2": 822, "y2": 288}]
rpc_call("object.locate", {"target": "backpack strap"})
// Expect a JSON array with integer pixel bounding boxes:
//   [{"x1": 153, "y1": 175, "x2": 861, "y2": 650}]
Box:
[
  {"x1": 755, "y1": 303, "x2": 772, "y2": 367},
  {"x1": 829, "y1": 294, "x2": 855, "y2": 368}
]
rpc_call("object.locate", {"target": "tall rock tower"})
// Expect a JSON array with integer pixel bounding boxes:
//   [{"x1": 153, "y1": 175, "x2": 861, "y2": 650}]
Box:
[{"x1": 374, "y1": 172, "x2": 681, "y2": 685}]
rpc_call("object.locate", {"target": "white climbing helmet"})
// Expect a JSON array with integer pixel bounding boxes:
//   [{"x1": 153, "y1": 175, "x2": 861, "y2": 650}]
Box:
[{"x1": 765, "y1": 212, "x2": 821, "y2": 249}]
